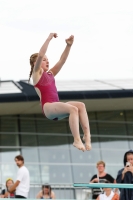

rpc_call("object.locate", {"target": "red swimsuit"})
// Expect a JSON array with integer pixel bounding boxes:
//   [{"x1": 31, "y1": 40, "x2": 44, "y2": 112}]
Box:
[{"x1": 34, "y1": 71, "x2": 59, "y2": 115}]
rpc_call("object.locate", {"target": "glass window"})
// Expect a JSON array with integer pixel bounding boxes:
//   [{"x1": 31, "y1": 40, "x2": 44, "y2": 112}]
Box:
[
  {"x1": 21, "y1": 134, "x2": 37, "y2": 146},
  {"x1": 21, "y1": 147, "x2": 39, "y2": 163},
  {"x1": 25, "y1": 164, "x2": 41, "y2": 183},
  {"x1": 39, "y1": 147, "x2": 70, "y2": 163},
  {"x1": 38, "y1": 135, "x2": 69, "y2": 148},
  {"x1": 89, "y1": 113, "x2": 100, "y2": 147},
  {"x1": 125, "y1": 111, "x2": 133, "y2": 148},
  {"x1": 1, "y1": 163, "x2": 18, "y2": 184},
  {"x1": 0, "y1": 116, "x2": 18, "y2": 132},
  {"x1": 97, "y1": 111, "x2": 129, "y2": 149},
  {"x1": 0, "y1": 133, "x2": 19, "y2": 146},
  {"x1": 0, "y1": 148, "x2": 20, "y2": 162},
  {"x1": 96, "y1": 111, "x2": 126, "y2": 122},
  {"x1": 99, "y1": 136, "x2": 129, "y2": 149},
  {"x1": 46, "y1": 165, "x2": 73, "y2": 183},
  {"x1": 70, "y1": 148, "x2": 101, "y2": 164},
  {"x1": 36, "y1": 116, "x2": 68, "y2": 134},
  {"x1": 72, "y1": 165, "x2": 97, "y2": 183},
  {"x1": 106, "y1": 165, "x2": 123, "y2": 180},
  {"x1": 0, "y1": 148, "x2": 20, "y2": 184},
  {"x1": 19, "y1": 115, "x2": 36, "y2": 132},
  {"x1": 101, "y1": 149, "x2": 127, "y2": 164}
]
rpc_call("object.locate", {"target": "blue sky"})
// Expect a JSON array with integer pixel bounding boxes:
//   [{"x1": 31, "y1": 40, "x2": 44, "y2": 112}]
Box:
[{"x1": 0, "y1": 0, "x2": 133, "y2": 81}]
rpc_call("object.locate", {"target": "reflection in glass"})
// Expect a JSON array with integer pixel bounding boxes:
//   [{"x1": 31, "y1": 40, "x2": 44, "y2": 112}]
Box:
[
  {"x1": 70, "y1": 148, "x2": 101, "y2": 164},
  {"x1": 48, "y1": 165, "x2": 72, "y2": 183},
  {"x1": 0, "y1": 149, "x2": 20, "y2": 162},
  {"x1": 21, "y1": 147, "x2": 39, "y2": 162},
  {"x1": 26, "y1": 164, "x2": 41, "y2": 183},
  {"x1": 73, "y1": 165, "x2": 96, "y2": 183},
  {"x1": 38, "y1": 135, "x2": 69, "y2": 148},
  {"x1": 39, "y1": 147, "x2": 70, "y2": 163}
]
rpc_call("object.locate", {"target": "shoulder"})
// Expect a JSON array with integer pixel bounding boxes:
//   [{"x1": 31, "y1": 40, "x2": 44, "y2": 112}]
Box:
[
  {"x1": 51, "y1": 190, "x2": 55, "y2": 198},
  {"x1": 19, "y1": 166, "x2": 29, "y2": 173},
  {"x1": 36, "y1": 190, "x2": 42, "y2": 198},
  {"x1": 90, "y1": 174, "x2": 97, "y2": 180},
  {"x1": 117, "y1": 168, "x2": 124, "y2": 174},
  {"x1": 47, "y1": 70, "x2": 54, "y2": 76},
  {"x1": 106, "y1": 173, "x2": 114, "y2": 178}
]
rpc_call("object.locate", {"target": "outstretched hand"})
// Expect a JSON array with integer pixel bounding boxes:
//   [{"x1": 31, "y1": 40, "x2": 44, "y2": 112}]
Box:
[
  {"x1": 48, "y1": 33, "x2": 58, "y2": 40},
  {"x1": 65, "y1": 35, "x2": 74, "y2": 46}
]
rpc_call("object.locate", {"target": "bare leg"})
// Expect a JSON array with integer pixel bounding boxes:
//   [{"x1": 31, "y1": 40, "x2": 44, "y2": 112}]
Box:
[
  {"x1": 66, "y1": 101, "x2": 91, "y2": 151},
  {"x1": 43, "y1": 102, "x2": 85, "y2": 151}
]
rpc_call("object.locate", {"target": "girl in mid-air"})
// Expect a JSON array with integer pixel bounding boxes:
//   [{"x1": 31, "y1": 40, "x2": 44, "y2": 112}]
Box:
[{"x1": 29, "y1": 33, "x2": 91, "y2": 152}]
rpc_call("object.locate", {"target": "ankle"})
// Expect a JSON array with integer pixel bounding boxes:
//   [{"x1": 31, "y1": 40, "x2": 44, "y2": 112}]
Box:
[{"x1": 74, "y1": 138, "x2": 81, "y2": 143}]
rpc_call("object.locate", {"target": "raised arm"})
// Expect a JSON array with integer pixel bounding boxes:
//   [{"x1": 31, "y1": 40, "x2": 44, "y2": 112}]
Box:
[
  {"x1": 49, "y1": 35, "x2": 74, "y2": 76},
  {"x1": 34, "y1": 33, "x2": 57, "y2": 73}
]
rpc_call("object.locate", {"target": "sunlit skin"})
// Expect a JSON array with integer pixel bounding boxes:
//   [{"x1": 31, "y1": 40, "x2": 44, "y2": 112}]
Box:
[{"x1": 31, "y1": 33, "x2": 91, "y2": 152}]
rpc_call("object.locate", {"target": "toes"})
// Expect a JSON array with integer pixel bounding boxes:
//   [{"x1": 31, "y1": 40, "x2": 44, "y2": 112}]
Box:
[
  {"x1": 73, "y1": 142, "x2": 85, "y2": 152},
  {"x1": 85, "y1": 144, "x2": 92, "y2": 151}
]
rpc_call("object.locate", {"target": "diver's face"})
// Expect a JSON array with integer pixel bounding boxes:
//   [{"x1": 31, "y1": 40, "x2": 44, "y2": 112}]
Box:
[{"x1": 41, "y1": 56, "x2": 49, "y2": 72}]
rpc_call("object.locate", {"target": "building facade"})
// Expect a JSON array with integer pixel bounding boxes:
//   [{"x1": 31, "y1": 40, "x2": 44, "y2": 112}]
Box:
[{"x1": 0, "y1": 79, "x2": 133, "y2": 198}]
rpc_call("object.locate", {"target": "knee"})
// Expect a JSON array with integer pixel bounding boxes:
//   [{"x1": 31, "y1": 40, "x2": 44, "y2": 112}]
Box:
[
  {"x1": 78, "y1": 102, "x2": 86, "y2": 111},
  {"x1": 70, "y1": 106, "x2": 78, "y2": 114}
]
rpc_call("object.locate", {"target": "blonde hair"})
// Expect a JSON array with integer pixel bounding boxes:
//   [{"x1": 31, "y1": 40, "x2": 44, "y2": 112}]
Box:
[
  {"x1": 96, "y1": 160, "x2": 105, "y2": 167},
  {"x1": 28, "y1": 53, "x2": 38, "y2": 83}
]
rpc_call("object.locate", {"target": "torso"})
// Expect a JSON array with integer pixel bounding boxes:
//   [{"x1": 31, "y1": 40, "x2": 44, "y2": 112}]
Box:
[
  {"x1": 33, "y1": 70, "x2": 59, "y2": 110},
  {"x1": 41, "y1": 196, "x2": 52, "y2": 199},
  {"x1": 16, "y1": 166, "x2": 30, "y2": 198},
  {"x1": 99, "y1": 191, "x2": 114, "y2": 200},
  {"x1": 91, "y1": 174, "x2": 115, "y2": 199}
]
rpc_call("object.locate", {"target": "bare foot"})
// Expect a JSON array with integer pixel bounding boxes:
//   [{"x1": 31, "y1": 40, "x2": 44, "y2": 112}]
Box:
[
  {"x1": 73, "y1": 140, "x2": 86, "y2": 152},
  {"x1": 82, "y1": 134, "x2": 91, "y2": 151}
]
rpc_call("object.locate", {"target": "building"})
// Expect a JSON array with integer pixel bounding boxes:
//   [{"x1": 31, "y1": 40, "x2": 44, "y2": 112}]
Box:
[{"x1": 0, "y1": 79, "x2": 133, "y2": 198}]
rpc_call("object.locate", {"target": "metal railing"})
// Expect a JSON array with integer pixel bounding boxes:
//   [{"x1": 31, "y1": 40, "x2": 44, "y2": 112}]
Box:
[{"x1": 0, "y1": 184, "x2": 92, "y2": 200}]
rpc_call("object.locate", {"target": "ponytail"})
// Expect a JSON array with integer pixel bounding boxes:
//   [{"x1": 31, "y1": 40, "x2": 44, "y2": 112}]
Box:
[{"x1": 29, "y1": 53, "x2": 38, "y2": 83}]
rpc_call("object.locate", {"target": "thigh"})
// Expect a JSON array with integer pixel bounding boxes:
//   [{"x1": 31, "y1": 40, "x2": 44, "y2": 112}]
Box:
[{"x1": 43, "y1": 102, "x2": 73, "y2": 120}]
